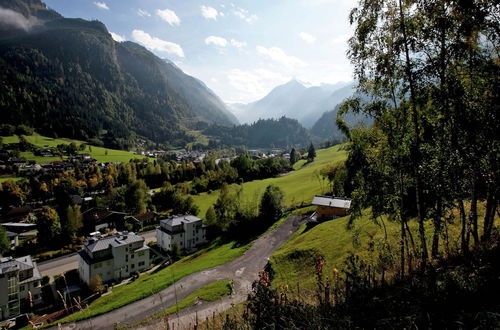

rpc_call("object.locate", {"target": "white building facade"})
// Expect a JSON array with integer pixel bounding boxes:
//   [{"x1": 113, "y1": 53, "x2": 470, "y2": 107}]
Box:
[
  {"x1": 0, "y1": 256, "x2": 42, "y2": 320},
  {"x1": 156, "y1": 215, "x2": 207, "y2": 252},
  {"x1": 78, "y1": 232, "x2": 150, "y2": 285}
]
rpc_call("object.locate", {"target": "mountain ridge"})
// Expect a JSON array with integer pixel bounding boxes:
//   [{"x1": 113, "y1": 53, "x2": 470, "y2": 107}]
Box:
[{"x1": 0, "y1": 0, "x2": 237, "y2": 149}]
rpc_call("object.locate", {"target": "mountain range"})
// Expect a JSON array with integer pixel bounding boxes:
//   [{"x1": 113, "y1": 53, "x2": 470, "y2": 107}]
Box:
[
  {"x1": 229, "y1": 79, "x2": 356, "y2": 128},
  {"x1": 0, "y1": 0, "x2": 237, "y2": 149}
]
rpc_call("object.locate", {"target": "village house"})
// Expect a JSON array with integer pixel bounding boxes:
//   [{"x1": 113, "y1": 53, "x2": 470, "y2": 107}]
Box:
[
  {"x1": 127, "y1": 211, "x2": 160, "y2": 231},
  {"x1": 0, "y1": 256, "x2": 43, "y2": 320},
  {"x1": 77, "y1": 232, "x2": 150, "y2": 285},
  {"x1": 156, "y1": 215, "x2": 207, "y2": 252},
  {"x1": 311, "y1": 195, "x2": 352, "y2": 221},
  {"x1": 82, "y1": 207, "x2": 127, "y2": 233}
]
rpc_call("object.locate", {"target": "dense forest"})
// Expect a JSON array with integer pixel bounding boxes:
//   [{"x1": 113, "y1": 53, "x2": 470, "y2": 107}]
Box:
[
  {"x1": 0, "y1": 0, "x2": 237, "y2": 150},
  {"x1": 204, "y1": 117, "x2": 312, "y2": 148}
]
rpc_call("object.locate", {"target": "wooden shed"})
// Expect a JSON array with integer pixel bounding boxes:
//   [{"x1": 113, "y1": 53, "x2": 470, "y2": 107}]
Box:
[{"x1": 311, "y1": 196, "x2": 351, "y2": 221}]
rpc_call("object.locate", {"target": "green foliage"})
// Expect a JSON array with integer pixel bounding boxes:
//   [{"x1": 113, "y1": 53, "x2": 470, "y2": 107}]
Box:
[
  {"x1": 259, "y1": 185, "x2": 285, "y2": 225},
  {"x1": 66, "y1": 205, "x2": 83, "y2": 237},
  {"x1": 307, "y1": 143, "x2": 316, "y2": 161},
  {"x1": 204, "y1": 117, "x2": 311, "y2": 148},
  {"x1": 36, "y1": 206, "x2": 62, "y2": 247},
  {"x1": 0, "y1": 225, "x2": 10, "y2": 255},
  {"x1": 89, "y1": 275, "x2": 104, "y2": 294}
]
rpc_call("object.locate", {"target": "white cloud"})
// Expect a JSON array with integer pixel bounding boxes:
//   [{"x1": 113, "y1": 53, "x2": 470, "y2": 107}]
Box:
[
  {"x1": 137, "y1": 9, "x2": 151, "y2": 17},
  {"x1": 205, "y1": 36, "x2": 227, "y2": 47},
  {"x1": 227, "y1": 68, "x2": 290, "y2": 103},
  {"x1": 93, "y1": 2, "x2": 109, "y2": 10},
  {"x1": 299, "y1": 32, "x2": 316, "y2": 43},
  {"x1": 256, "y1": 46, "x2": 307, "y2": 69},
  {"x1": 156, "y1": 9, "x2": 180, "y2": 26},
  {"x1": 110, "y1": 32, "x2": 125, "y2": 42},
  {"x1": 230, "y1": 39, "x2": 247, "y2": 48},
  {"x1": 201, "y1": 5, "x2": 218, "y2": 20},
  {"x1": 132, "y1": 29, "x2": 185, "y2": 57},
  {"x1": 232, "y1": 7, "x2": 258, "y2": 23},
  {"x1": 0, "y1": 8, "x2": 40, "y2": 31}
]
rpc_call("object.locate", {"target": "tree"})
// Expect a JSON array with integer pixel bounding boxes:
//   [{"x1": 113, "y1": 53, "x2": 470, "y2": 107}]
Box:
[
  {"x1": 124, "y1": 180, "x2": 149, "y2": 215},
  {"x1": 89, "y1": 275, "x2": 104, "y2": 294},
  {"x1": 0, "y1": 225, "x2": 10, "y2": 256},
  {"x1": 37, "y1": 206, "x2": 62, "y2": 247},
  {"x1": 259, "y1": 185, "x2": 285, "y2": 226},
  {"x1": 307, "y1": 143, "x2": 316, "y2": 161},
  {"x1": 290, "y1": 148, "x2": 298, "y2": 165},
  {"x1": 66, "y1": 205, "x2": 83, "y2": 237}
]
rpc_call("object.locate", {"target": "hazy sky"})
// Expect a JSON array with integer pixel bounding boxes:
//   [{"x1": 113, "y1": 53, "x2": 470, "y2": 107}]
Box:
[{"x1": 43, "y1": 0, "x2": 357, "y2": 104}]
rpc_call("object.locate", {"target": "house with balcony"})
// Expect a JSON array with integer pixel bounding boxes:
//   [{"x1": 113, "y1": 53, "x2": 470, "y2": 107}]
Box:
[
  {"x1": 156, "y1": 215, "x2": 207, "y2": 252},
  {"x1": 77, "y1": 232, "x2": 150, "y2": 285},
  {"x1": 0, "y1": 256, "x2": 42, "y2": 320}
]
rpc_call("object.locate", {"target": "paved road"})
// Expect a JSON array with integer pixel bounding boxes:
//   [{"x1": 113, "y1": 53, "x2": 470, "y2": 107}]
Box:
[
  {"x1": 38, "y1": 230, "x2": 157, "y2": 278},
  {"x1": 57, "y1": 215, "x2": 304, "y2": 330}
]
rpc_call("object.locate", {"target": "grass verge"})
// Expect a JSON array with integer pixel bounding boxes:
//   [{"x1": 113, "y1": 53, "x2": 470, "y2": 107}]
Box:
[{"x1": 124, "y1": 280, "x2": 232, "y2": 328}]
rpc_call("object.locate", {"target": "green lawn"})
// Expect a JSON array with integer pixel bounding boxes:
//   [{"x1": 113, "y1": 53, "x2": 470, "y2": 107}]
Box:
[
  {"x1": 23, "y1": 134, "x2": 146, "y2": 163},
  {"x1": 1, "y1": 135, "x2": 20, "y2": 143},
  {"x1": 192, "y1": 145, "x2": 347, "y2": 216},
  {"x1": 127, "y1": 280, "x2": 232, "y2": 328},
  {"x1": 0, "y1": 176, "x2": 26, "y2": 183},
  {"x1": 57, "y1": 239, "x2": 249, "y2": 324}
]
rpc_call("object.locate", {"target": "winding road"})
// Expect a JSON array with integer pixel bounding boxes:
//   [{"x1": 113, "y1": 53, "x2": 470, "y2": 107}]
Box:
[{"x1": 57, "y1": 215, "x2": 304, "y2": 330}]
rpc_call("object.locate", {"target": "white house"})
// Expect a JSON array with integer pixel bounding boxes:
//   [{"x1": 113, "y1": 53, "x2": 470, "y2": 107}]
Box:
[
  {"x1": 156, "y1": 215, "x2": 207, "y2": 252},
  {"x1": 0, "y1": 256, "x2": 42, "y2": 320},
  {"x1": 78, "y1": 232, "x2": 150, "y2": 285}
]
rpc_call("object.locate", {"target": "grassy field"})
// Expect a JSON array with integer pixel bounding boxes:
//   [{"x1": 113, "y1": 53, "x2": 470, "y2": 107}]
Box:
[
  {"x1": 1, "y1": 133, "x2": 145, "y2": 163},
  {"x1": 58, "y1": 239, "x2": 249, "y2": 324},
  {"x1": 127, "y1": 280, "x2": 232, "y2": 328},
  {"x1": 269, "y1": 206, "x2": 497, "y2": 296},
  {"x1": 0, "y1": 176, "x2": 26, "y2": 183},
  {"x1": 24, "y1": 134, "x2": 145, "y2": 163},
  {"x1": 192, "y1": 145, "x2": 347, "y2": 216}
]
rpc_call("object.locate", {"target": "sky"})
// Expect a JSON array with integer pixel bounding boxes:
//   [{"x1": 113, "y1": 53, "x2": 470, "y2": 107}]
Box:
[{"x1": 43, "y1": 0, "x2": 357, "y2": 104}]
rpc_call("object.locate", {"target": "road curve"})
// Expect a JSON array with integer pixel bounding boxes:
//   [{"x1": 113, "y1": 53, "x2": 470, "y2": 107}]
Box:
[{"x1": 57, "y1": 215, "x2": 304, "y2": 330}]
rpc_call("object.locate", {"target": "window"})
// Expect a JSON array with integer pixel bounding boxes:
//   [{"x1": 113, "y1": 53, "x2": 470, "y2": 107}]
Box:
[
  {"x1": 131, "y1": 254, "x2": 135, "y2": 259},
  {"x1": 138, "y1": 251, "x2": 145, "y2": 256},
  {"x1": 20, "y1": 285, "x2": 25, "y2": 291},
  {"x1": 131, "y1": 264, "x2": 135, "y2": 269},
  {"x1": 33, "y1": 281, "x2": 40, "y2": 288}
]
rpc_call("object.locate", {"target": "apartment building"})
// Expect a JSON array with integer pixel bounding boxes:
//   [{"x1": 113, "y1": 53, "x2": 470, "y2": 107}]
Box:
[
  {"x1": 156, "y1": 215, "x2": 207, "y2": 252},
  {"x1": 78, "y1": 232, "x2": 150, "y2": 285},
  {"x1": 0, "y1": 256, "x2": 42, "y2": 320}
]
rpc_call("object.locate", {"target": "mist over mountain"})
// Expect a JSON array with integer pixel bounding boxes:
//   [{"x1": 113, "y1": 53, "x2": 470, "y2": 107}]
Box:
[
  {"x1": 229, "y1": 79, "x2": 355, "y2": 128},
  {"x1": 0, "y1": 0, "x2": 237, "y2": 149}
]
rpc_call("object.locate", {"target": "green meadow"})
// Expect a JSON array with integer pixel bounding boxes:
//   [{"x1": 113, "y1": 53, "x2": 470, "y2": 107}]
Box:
[
  {"x1": 1, "y1": 133, "x2": 145, "y2": 163},
  {"x1": 192, "y1": 145, "x2": 348, "y2": 216}
]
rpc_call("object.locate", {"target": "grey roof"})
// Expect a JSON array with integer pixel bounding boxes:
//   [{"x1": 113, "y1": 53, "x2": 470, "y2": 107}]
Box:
[
  {"x1": 0, "y1": 255, "x2": 41, "y2": 282},
  {"x1": 85, "y1": 232, "x2": 144, "y2": 253},
  {"x1": 159, "y1": 215, "x2": 203, "y2": 227},
  {"x1": 311, "y1": 196, "x2": 352, "y2": 209}
]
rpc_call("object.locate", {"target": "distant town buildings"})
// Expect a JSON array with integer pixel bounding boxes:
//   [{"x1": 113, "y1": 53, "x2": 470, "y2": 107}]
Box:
[
  {"x1": 77, "y1": 232, "x2": 150, "y2": 285},
  {"x1": 0, "y1": 256, "x2": 42, "y2": 320},
  {"x1": 156, "y1": 215, "x2": 207, "y2": 252}
]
